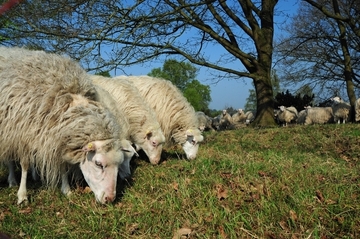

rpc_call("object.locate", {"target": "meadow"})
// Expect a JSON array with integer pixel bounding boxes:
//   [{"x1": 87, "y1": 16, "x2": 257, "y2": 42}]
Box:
[{"x1": 0, "y1": 124, "x2": 359, "y2": 239}]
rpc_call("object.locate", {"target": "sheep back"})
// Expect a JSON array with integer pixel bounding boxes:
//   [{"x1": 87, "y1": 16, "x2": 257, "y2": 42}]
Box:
[
  {"x1": 124, "y1": 75, "x2": 203, "y2": 147},
  {"x1": 304, "y1": 107, "x2": 334, "y2": 125}
]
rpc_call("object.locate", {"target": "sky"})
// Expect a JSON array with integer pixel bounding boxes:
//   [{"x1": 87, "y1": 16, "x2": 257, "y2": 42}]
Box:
[{"x1": 112, "y1": 1, "x2": 299, "y2": 111}]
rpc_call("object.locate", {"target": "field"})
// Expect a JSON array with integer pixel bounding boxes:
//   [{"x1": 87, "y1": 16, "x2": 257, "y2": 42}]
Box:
[{"x1": 0, "y1": 124, "x2": 359, "y2": 239}]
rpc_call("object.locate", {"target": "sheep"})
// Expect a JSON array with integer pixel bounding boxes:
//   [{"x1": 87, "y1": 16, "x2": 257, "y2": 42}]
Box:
[
  {"x1": 232, "y1": 109, "x2": 247, "y2": 124},
  {"x1": 0, "y1": 47, "x2": 129, "y2": 204},
  {"x1": 355, "y1": 98, "x2": 360, "y2": 122},
  {"x1": 196, "y1": 111, "x2": 215, "y2": 132},
  {"x1": 244, "y1": 111, "x2": 255, "y2": 124},
  {"x1": 91, "y1": 84, "x2": 138, "y2": 179},
  {"x1": 303, "y1": 107, "x2": 334, "y2": 125},
  {"x1": 330, "y1": 96, "x2": 351, "y2": 124},
  {"x1": 123, "y1": 75, "x2": 204, "y2": 160},
  {"x1": 232, "y1": 109, "x2": 255, "y2": 126},
  {"x1": 218, "y1": 109, "x2": 234, "y2": 130},
  {"x1": 296, "y1": 107, "x2": 310, "y2": 125},
  {"x1": 6, "y1": 86, "x2": 136, "y2": 185},
  {"x1": 276, "y1": 106, "x2": 298, "y2": 126},
  {"x1": 211, "y1": 115, "x2": 221, "y2": 131},
  {"x1": 90, "y1": 75, "x2": 166, "y2": 165}
]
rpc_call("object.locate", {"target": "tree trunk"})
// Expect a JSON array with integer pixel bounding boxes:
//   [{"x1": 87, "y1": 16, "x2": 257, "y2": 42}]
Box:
[
  {"x1": 251, "y1": 72, "x2": 277, "y2": 127},
  {"x1": 332, "y1": 0, "x2": 357, "y2": 121},
  {"x1": 249, "y1": 0, "x2": 278, "y2": 127}
]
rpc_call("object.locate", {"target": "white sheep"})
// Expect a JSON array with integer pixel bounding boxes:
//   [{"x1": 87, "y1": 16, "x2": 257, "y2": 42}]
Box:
[
  {"x1": 90, "y1": 75, "x2": 166, "y2": 165},
  {"x1": 244, "y1": 111, "x2": 255, "y2": 124},
  {"x1": 232, "y1": 109, "x2": 255, "y2": 125},
  {"x1": 276, "y1": 106, "x2": 298, "y2": 126},
  {"x1": 355, "y1": 98, "x2": 360, "y2": 122},
  {"x1": 196, "y1": 111, "x2": 215, "y2": 132},
  {"x1": 124, "y1": 75, "x2": 204, "y2": 160},
  {"x1": 92, "y1": 84, "x2": 138, "y2": 178},
  {"x1": 330, "y1": 96, "x2": 351, "y2": 124},
  {"x1": 0, "y1": 46, "x2": 130, "y2": 204},
  {"x1": 303, "y1": 107, "x2": 334, "y2": 125},
  {"x1": 296, "y1": 106, "x2": 310, "y2": 125},
  {"x1": 232, "y1": 109, "x2": 247, "y2": 123},
  {"x1": 218, "y1": 109, "x2": 234, "y2": 130}
]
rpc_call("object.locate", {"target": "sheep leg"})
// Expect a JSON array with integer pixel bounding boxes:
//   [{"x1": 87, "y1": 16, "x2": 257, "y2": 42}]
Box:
[
  {"x1": 7, "y1": 160, "x2": 18, "y2": 187},
  {"x1": 31, "y1": 165, "x2": 40, "y2": 182},
  {"x1": 17, "y1": 161, "x2": 29, "y2": 205},
  {"x1": 60, "y1": 164, "x2": 72, "y2": 196}
]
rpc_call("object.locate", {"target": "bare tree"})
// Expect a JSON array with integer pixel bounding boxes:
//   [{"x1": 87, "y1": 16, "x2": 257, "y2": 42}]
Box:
[
  {"x1": 1, "y1": 0, "x2": 279, "y2": 126},
  {"x1": 304, "y1": 0, "x2": 359, "y2": 120},
  {"x1": 276, "y1": 0, "x2": 360, "y2": 118}
]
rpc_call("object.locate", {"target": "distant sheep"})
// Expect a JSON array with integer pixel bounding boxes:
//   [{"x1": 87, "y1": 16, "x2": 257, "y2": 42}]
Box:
[
  {"x1": 218, "y1": 109, "x2": 234, "y2": 130},
  {"x1": 124, "y1": 75, "x2": 204, "y2": 160},
  {"x1": 330, "y1": 96, "x2": 351, "y2": 124},
  {"x1": 276, "y1": 106, "x2": 298, "y2": 126},
  {"x1": 296, "y1": 107, "x2": 310, "y2": 125},
  {"x1": 232, "y1": 109, "x2": 247, "y2": 124},
  {"x1": 355, "y1": 98, "x2": 360, "y2": 122},
  {"x1": 90, "y1": 75, "x2": 166, "y2": 165},
  {"x1": 196, "y1": 111, "x2": 215, "y2": 131},
  {"x1": 245, "y1": 111, "x2": 255, "y2": 124},
  {"x1": 0, "y1": 47, "x2": 128, "y2": 204},
  {"x1": 304, "y1": 107, "x2": 334, "y2": 125},
  {"x1": 211, "y1": 115, "x2": 221, "y2": 131}
]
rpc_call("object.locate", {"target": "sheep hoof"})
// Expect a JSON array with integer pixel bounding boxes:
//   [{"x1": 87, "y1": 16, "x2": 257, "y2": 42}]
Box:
[
  {"x1": 66, "y1": 191, "x2": 72, "y2": 197},
  {"x1": 8, "y1": 181, "x2": 18, "y2": 188},
  {"x1": 17, "y1": 197, "x2": 28, "y2": 205}
]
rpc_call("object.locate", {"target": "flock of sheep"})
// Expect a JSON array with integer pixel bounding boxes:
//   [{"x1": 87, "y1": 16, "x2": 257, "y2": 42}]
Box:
[
  {"x1": 196, "y1": 109, "x2": 255, "y2": 132},
  {"x1": 2, "y1": 46, "x2": 358, "y2": 205},
  {"x1": 0, "y1": 46, "x2": 204, "y2": 205},
  {"x1": 274, "y1": 96, "x2": 360, "y2": 126},
  {"x1": 196, "y1": 95, "x2": 360, "y2": 133}
]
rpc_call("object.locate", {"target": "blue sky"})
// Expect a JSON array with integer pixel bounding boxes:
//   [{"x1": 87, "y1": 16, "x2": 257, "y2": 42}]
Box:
[{"x1": 113, "y1": 1, "x2": 299, "y2": 111}]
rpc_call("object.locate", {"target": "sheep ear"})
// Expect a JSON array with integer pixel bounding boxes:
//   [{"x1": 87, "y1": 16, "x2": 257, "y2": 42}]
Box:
[
  {"x1": 121, "y1": 143, "x2": 139, "y2": 157},
  {"x1": 144, "y1": 130, "x2": 153, "y2": 139},
  {"x1": 83, "y1": 142, "x2": 96, "y2": 152}
]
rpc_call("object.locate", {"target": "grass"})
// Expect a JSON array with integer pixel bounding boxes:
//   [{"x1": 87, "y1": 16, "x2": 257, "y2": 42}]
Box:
[{"x1": 1, "y1": 124, "x2": 360, "y2": 238}]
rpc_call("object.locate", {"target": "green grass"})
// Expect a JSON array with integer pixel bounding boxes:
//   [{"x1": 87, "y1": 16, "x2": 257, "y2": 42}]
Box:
[{"x1": 1, "y1": 124, "x2": 360, "y2": 238}]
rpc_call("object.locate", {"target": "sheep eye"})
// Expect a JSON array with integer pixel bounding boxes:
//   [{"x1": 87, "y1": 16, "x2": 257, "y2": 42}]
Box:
[{"x1": 95, "y1": 161, "x2": 103, "y2": 169}]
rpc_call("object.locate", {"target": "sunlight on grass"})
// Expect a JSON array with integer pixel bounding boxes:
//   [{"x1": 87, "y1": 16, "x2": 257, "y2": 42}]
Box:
[{"x1": 1, "y1": 124, "x2": 359, "y2": 238}]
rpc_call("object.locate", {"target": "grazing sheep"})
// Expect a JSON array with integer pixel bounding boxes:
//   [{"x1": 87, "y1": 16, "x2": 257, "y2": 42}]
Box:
[
  {"x1": 218, "y1": 109, "x2": 234, "y2": 130},
  {"x1": 355, "y1": 98, "x2": 360, "y2": 122},
  {"x1": 196, "y1": 111, "x2": 215, "y2": 132},
  {"x1": 304, "y1": 107, "x2": 334, "y2": 125},
  {"x1": 91, "y1": 84, "x2": 138, "y2": 179},
  {"x1": 276, "y1": 106, "x2": 298, "y2": 126},
  {"x1": 330, "y1": 96, "x2": 351, "y2": 124},
  {"x1": 90, "y1": 75, "x2": 165, "y2": 165},
  {"x1": 296, "y1": 107, "x2": 310, "y2": 125},
  {"x1": 0, "y1": 47, "x2": 128, "y2": 204},
  {"x1": 124, "y1": 75, "x2": 204, "y2": 160},
  {"x1": 211, "y1": 115, "x2": 221, "y2": 131}
]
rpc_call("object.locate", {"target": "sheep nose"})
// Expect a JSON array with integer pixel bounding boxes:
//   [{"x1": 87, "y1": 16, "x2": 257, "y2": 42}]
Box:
[{"x1": 104, "y1": 195, "x2": 115, "y2": 203}]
